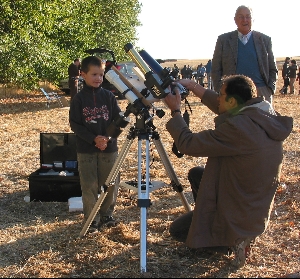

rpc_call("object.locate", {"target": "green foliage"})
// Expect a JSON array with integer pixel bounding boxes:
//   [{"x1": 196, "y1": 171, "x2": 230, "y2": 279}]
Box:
[{"x1": 0, "y1": 0, "x2": 141, "y2": 90}]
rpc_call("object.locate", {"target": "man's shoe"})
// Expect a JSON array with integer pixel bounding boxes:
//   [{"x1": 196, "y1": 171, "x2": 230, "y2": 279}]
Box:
[
  {"x1": 230, "y1": 238, "x2": 252, "y2": 268},
  {"x1": 99, "y1": 216, "x2": 118, "y2": 229},
  {"x1": 87, "y1": 221, "x2": 99, "y2": 234}
]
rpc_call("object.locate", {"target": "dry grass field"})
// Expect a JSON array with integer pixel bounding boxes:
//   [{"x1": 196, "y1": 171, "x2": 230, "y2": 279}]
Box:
[{"x1": 0, "y1": 60, "x2": 299, "y2": 278}]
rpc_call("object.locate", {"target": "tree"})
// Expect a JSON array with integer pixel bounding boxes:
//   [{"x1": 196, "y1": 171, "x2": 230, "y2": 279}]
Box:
[{"x1": 0, "y1": 0, "x2": 141, "y2": 91}]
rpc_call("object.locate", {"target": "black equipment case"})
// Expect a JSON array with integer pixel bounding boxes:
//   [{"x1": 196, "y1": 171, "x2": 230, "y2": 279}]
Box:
[{"x1": 28, "y1": 133, "x2": 81, "y2": 202}]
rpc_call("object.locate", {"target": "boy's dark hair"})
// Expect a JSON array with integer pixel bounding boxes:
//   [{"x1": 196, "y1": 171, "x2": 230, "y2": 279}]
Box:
[
  {"x1": 291, "y1": 59, "x2": 296, "y2": 64},
  {"x1": 81, "y1": 56, "x2": 106, "y2": 73},
  {"x1": 221, "y1": 75, "x2": 256, "y2": 105}
]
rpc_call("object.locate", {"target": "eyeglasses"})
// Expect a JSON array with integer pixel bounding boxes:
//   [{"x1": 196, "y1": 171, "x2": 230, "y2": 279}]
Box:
[{"x1": 237, "y1": 15, "x2": 252, "y2": 20}]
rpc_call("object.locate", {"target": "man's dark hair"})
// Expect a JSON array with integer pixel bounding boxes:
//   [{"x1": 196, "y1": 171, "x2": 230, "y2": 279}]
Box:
[
  {"x1": 81, "y1": 56, "x2": 105, "y2": 73},
  {"x1": 221, "y1": 75, "x2": 256, "y2": 105}
]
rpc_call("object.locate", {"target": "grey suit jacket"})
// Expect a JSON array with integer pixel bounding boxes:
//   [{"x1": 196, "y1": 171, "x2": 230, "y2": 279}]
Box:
[{"x1": 211, "y1": 30, "x2": 278, "y2": 93}]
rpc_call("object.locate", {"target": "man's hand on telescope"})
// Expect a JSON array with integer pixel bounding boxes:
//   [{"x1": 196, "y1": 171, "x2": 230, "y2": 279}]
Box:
[
  {"x1": 164, "y1": 84, "x2": 181, "y2": 114},
  {"x1": 176, "y1": 79, "x2": 206, "y2": 99}
]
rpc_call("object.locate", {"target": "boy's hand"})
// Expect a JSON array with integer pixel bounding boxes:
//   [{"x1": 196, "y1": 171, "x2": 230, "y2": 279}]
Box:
[{"x1": 94, "y1": 135, "x2": 108, "y2": 151}]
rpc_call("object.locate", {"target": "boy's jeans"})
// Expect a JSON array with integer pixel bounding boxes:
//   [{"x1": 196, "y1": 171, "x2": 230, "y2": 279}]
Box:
[{"x1": 77, "y1": 152, "x2": 119, "y2": 223}]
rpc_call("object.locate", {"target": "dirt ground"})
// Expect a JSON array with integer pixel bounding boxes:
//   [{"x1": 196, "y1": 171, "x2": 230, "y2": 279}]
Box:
[{"x1": 0, "y1": 66, "x2": 299, "y2": 278}]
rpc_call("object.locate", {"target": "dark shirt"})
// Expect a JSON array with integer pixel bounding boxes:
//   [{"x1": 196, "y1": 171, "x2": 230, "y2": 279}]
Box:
[
  {"x1": 282, "y1": 62, "x2": 289, "y2": 78},
  {"x1": 288, "y1": 64, "x2": 297, "y2": 78},
  {"x1": 68, "y1": 63, "x2": 80, "y2": 80},
  {"x1": 205, "y1": 60, "x2": 212, "y2": 73},
  {"x1": 69, "y1": 84, "x2": 121, "y2": 154}
]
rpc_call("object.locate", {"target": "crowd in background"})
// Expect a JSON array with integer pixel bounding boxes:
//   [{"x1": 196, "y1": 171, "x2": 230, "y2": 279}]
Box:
[
  {"x1": 172, "y1": 57, "x2": 300, "y2": 96},
  {"x1": 279, "y1": 57, "x2": 300, "y2": 95},
  {"x1": 172, "y1": 59, "x2": 213, "y2": 90}
]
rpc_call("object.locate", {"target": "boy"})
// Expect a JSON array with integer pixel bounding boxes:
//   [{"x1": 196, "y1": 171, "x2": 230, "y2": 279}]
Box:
[{"x1": 69, "y1": 56, "x2": 121, "y2": 233}]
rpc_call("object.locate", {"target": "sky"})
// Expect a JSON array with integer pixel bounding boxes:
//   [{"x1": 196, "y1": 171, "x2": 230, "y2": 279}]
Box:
[{"x1": 136, "y1": 0, "x2": 299, "y2": 60}]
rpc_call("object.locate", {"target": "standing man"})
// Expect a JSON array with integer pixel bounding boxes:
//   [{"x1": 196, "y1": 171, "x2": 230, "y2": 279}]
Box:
[
  {"x1": 68, "y1": 58, "x2": 81, "y2": 100},
  {"x1": 180, "y1": 65, "x2": 187, "y2": 79},
  {"x1": 279, "y1": 57, "x2": 290, "y2": 95},
  {"x1": 173, "y1": 63, "x2": 180, "y2": 78},
  {"x1": 211, "y1": 5, "x2": 277, "y2": 104},
  {"x1": 205, "y1": 59, "x2": 213, "y2": 89},
  {"x1": 196, "y1": 63, "x2": 206, "y2": 86},
  {"x1": 187, "y1": 65, "x2": 193, "y2": 79},
  {"x1": 288, "y1": 59, "x2": 297, "y2": 95}
]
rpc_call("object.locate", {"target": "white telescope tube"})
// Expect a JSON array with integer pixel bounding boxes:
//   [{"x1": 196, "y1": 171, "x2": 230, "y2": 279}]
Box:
[{"x1": 105, "y1": 69, "x2": 138, "y2": 104}]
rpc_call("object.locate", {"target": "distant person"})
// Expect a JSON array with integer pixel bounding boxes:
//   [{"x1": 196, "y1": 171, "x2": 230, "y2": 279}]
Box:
[
  {"x1": 187, "y1": 65, "x2": 193, "y2": 79},
  {"x1": 69, "y1": 56, "x2": 121, "y2": 234},
  {"x1": 205, "y1": 59, "x2": 213, "y2": 89},
  {"x1": 196, "y1": 63, "x2": 206, "y2": 86},
  {"x1": 68, "y1": 58, "x2": 81, "y2": 100},
  {"x1": 296, "y1": 66, "x2": 300, "y2": 95},
  {"x1": 211, "y1": 5, "x2": 277, "y2": 104},
  {"x1": 164, "y1": 75, "x2": 293, "y2": 268},
  {"x1": 173, "y1": 63, "x2": 179, "y2": 72},
  {"x1": 181, "y1": 65, "x2": 188, "y2": 79},
  {"x1": 288, "y1": 59, "x2": 298, "y2": 94},
  {"x1": 279, "y1": 57, "x2": 290, "y2": 95},
  {"x1": 173, "y1": 63, "x2": 180, "y2": 78}
]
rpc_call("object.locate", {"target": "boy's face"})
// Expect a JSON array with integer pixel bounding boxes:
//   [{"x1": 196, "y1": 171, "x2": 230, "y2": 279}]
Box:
[{"x1": 81, "y1": 65, "x2": 105, "y2": 88}]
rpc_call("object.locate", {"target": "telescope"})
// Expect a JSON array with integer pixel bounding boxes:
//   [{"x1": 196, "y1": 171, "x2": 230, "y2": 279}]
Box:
[
  {"x1": 105, "y1": 43, "x2": 190, "y2": 138},
  {"x1": 139, "y1": 50, "x2": 179, "y2": 81},
  {"x1": 105, "y1": 69, "x2": 157, "y2": 137},
  {"x1": 124, "y1": 43, "x2": 188, "y2": 100},
  {"x1": 124, "y1": 43, "x2": 169, "y2": 99},
  {"x1": 138, "y1": 49, "x2": 182, "y2": 95}
]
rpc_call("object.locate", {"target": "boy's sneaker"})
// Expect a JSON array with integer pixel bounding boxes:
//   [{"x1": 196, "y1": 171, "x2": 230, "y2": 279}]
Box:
[
  {"x1": 230, "y1": 238, "x2": 253, "y2": 268},
  {"x1": 87, "y1": 221, "x2": 99, "y2": 234},
  {"x1": 99, "y1": 216, "x2": 118, "y2": 229}
]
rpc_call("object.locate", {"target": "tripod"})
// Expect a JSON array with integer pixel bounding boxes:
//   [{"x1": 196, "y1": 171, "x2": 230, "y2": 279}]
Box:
[{"x1": 79, "y1": 116, "x2": 191, "y2": 273}]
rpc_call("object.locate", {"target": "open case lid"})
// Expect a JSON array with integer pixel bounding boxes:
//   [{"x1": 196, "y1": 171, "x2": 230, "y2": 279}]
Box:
[{"x1": 40, "y1": 133, "x2": 77, "y2": 165}]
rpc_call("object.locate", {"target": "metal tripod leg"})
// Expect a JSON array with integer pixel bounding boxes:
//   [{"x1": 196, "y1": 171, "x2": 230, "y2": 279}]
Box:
[
  {"x1": 79, "y1": 136, "x2": 134, "y2": 237},
  {"x1": 57, "y1": 95, "x2": 64, "y2": 108},
  {"x1": 152, "y1": 131, "x2": 191, "y2": 212},
  {"x1": 137, "y1": 133, "x2": 151, "y2": 273}
]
